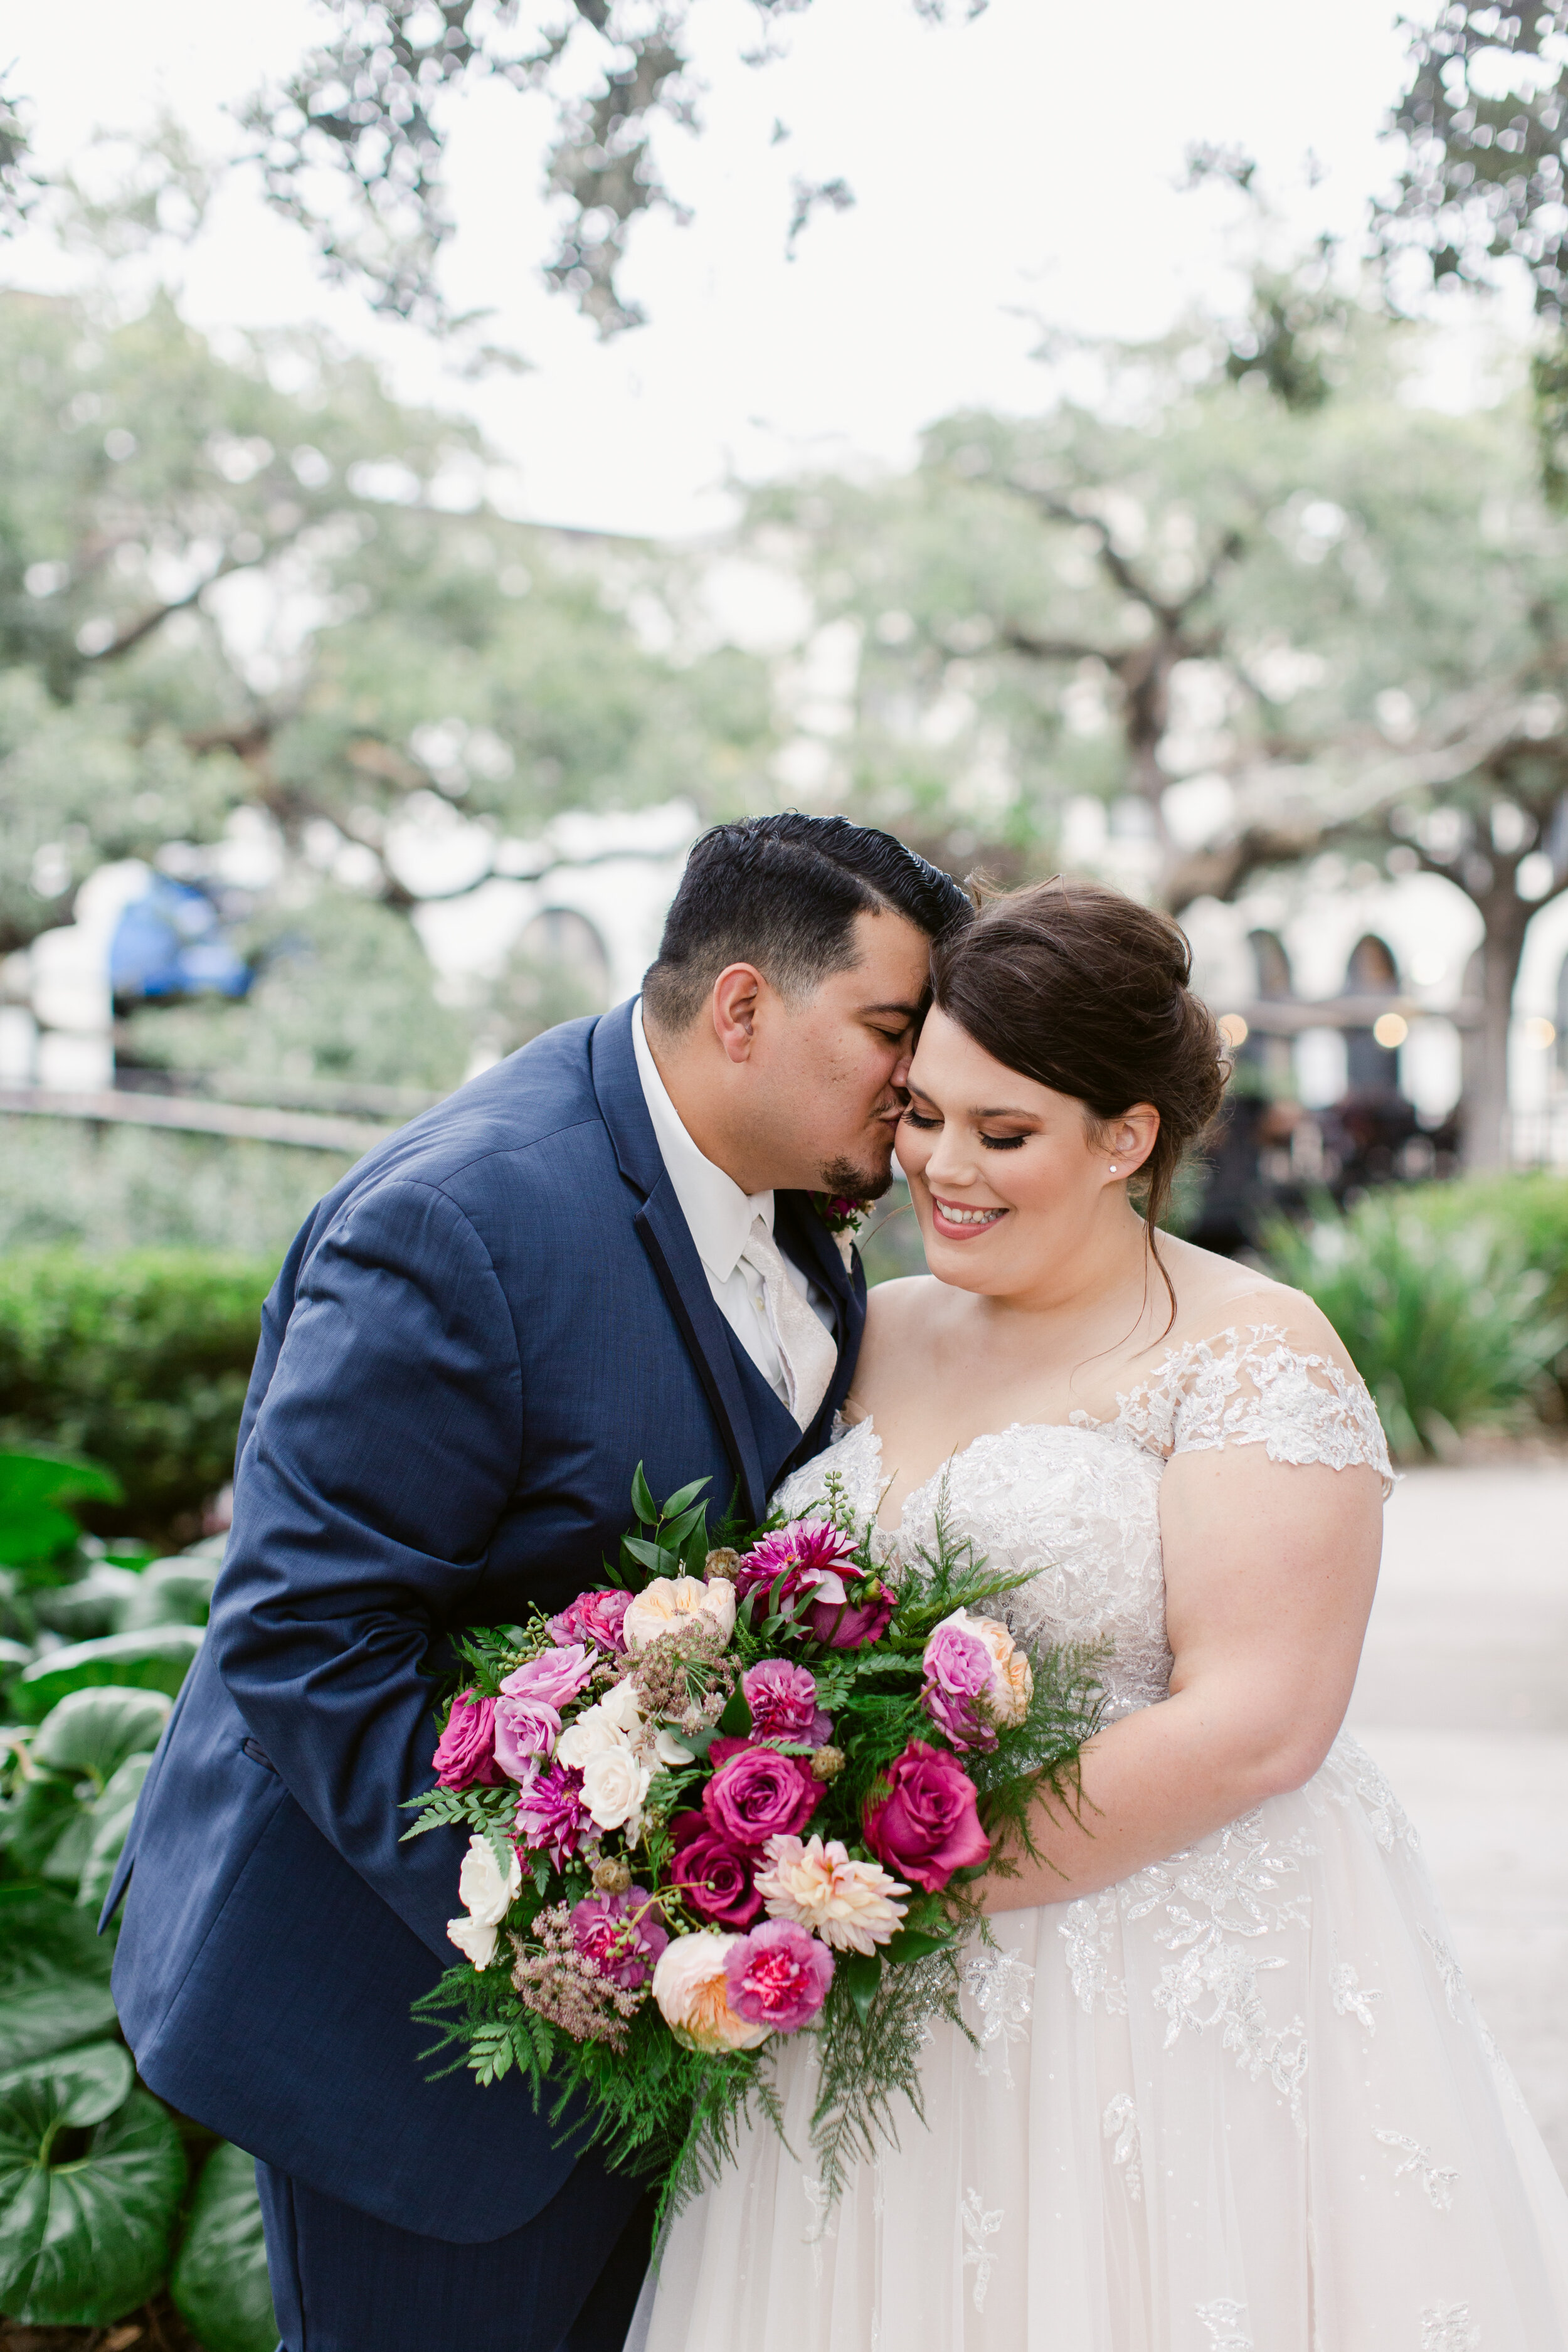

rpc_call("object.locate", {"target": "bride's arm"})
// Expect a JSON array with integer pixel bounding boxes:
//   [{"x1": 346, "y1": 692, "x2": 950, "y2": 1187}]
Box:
[{"x1": 980, "y1": 1439, "x2": 1384, "y2": 1912}]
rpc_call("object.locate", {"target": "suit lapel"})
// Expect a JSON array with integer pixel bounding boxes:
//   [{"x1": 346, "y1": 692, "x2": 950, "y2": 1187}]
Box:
[{"x1": 591, "y1": 1003, "x2": 770, "y2": 1526}]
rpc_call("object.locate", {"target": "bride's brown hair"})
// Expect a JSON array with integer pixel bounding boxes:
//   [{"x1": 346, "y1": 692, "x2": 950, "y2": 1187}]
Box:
[{"x1": 927, "y1": 876, "x2": 1229, "y2": 1320}]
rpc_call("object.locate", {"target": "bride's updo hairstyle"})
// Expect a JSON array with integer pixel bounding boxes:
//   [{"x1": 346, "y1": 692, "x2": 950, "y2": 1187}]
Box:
[{"x1": 927, "y1": 876, "x2": 1228, "y2": 1307}]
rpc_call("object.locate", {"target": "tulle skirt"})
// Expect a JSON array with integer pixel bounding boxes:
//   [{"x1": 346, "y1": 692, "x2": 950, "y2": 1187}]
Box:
[{"x1": 628, "y1": 1737, "x2": 1568, "y2": 2351}]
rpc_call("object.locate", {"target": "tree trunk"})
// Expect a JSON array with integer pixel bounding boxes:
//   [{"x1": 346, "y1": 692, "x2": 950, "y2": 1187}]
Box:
[{"x1": 1463, "y1": 887, "x2": 1531, "y2": 1172}]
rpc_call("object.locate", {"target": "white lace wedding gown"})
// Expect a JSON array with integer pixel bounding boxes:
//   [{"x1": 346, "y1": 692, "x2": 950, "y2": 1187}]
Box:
[{"x1": 629, "y1": 1327, "x2": 1568, "y2": 2352}]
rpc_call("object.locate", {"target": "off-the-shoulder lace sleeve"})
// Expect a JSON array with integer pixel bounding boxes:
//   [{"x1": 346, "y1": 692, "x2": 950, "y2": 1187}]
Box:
[{"x1": 1105, "y1": 1323, "x2": 1395, "y2": 1495}]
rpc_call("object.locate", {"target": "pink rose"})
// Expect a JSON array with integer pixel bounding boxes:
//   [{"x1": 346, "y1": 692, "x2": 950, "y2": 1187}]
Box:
[
  {"x1": 501, "y1": 1646, "x2": 596, "y2": 1710},
  {"x1": 703, "y1": 1739, "x2": 823, "y2": 1851},
  {"x1": 741, "y1": 1661, "x2": 832, "y2": 1747},
  {"x1": 724, "y1": 1919, "x2": 834, "y2": 2033},
  {"x1": 804, "y1": 1577, "x2": 896, "y2": 1651},
  {"x1": 666, "y1": 1811, "x2": 764, "y2": 1928},
  {"x1": 570, "y1": 1892, "x2": 669, "y2": 1989},
  {"x1": 513, "y1": 1762, "x2": 586, "y2": 1867},
  {"x1": 863, "y1": 1739, "x2": 991, "y2": 1893},
  {"x1": 549, "y1": 1589, "x2": 634, "y2": 1653},
  {"x1": 920, "y1": 1619, "x2": 995, "y2": 1751},
  {"x1": 432, "y1": 1692, "x2": 506, "y2": 1790}
]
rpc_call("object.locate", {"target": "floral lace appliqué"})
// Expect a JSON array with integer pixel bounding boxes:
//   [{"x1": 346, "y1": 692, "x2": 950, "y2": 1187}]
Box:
[
  {"x1": 1103, "y1": 2094, "x2": 1143, "y2": 2201},
  {"x1": 963, "y1": 1947, "x2": 1034, "y2": 2086},
  {"x1": 960, "y1": 2187, "x2": 1003, "y2": 2312},
  {"x1": 1421, "y1": 2306, "x2": 1481, "y2": 2351},
  {"x1": 1196, "y1": 2301, "x2": 1255, "y2": 2350},
  {"x1": 1375, "y1": 2128, "x2": 1458, "y2": 2210}
]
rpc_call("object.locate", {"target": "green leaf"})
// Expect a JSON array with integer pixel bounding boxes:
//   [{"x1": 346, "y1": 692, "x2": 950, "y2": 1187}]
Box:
[
  {"x1": 660, "y1": 1502, "x2": 708, "y2": 1550},
  {"x1": 33, "y1": 1567, "x2": 142, "y2": 1644},
  {"x1": 0, "y1": 2040, "x2": 134, "y2": 2127},
  {"x1": 716, "y1": 1690, "x2": 753, "y2": 1739},
  {"x1": 630, "y1": 1462, "x2": 659, "y2": 1527},
  {"x1": 32, "y1": 1685, "x2": 171, "y2": 1787},
  {"x1": 0, "y1": 1885, "x2": 117, "y2": 2070},
  {"x1": 837, "y1": 1951, "x2": 882, "y2": 2023},
  {"x1": 882, "y1": 1926, "x2": 951, "y2": 1964},
  {"x1": 13, "y1": 1624, "x2": 203, "y2": 1721},
  {"x1": 77, "y1": 1753, "x2": 154, "y2": 1913},
  {"x1": 0, "y1": 1453, "x2": 124, "y2": 1571},
  {"x1": 170, "y1": 2139, "x2": 280, "y2": 2352},
  {"x1": 620, "y1": 1535, "x2": 669, "y2": 1577},
  {"x1": 658, "y1": 1477, "x2": 710, "y2": 1520},
  {"x1": 5, "y1": 1776, "x2": 86, "y2": 1877},
  {"x1": 0, "y1": 2080, "x2": 187, "y2": 2325},
  {"x1": 116, "y1": 1558, "x2": 217, "y2": 1633}
]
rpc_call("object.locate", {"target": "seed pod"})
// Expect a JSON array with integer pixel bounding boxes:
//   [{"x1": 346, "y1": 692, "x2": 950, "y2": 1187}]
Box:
[
  {"x1": 592, "y1": 1858, "x2": 632, "y2": 1894},
  {"x1": 703, "y1": 1547, "x2": 741, "y2": 1582},
  {"x1": 810, "y1": 1745, "x2": 845, "y2": 1782}
]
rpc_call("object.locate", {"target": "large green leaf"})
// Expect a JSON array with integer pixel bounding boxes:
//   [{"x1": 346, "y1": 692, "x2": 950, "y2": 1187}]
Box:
[
  {"x1": 0, "y1": 2041, "x2": 134, "y2": 2127},
  {"x1": 13, "y1": 1626, "x2": 202, "y2": 1722},
  {"x1": 0, "y1": 1887, "x2": 117, "y2": 2070},
  {"x1": 171, "y1": 2139, "x2": 279, "y2": 2352},
  {"x1": 4, "y1": 1776, "x2": 84, "y2": 1877},
  {"x1": 117, "y1": 1559, "x2": 217, "y2": 1633},
  {"x1": 0, "y1": 1454, "x2": 123, "y2": 1571},
  {"x1": 32, "y1": 1686, "x2": 172, "y2": 1788},
  {"x1": 77, "y1": 1754, "x2": 153, "y2": 1914},
  {"x1": 34, "y1": 1567, "x2": 144, "y2": 1645},
  {"x1": 0, "y1": 2081, "x2": 186, "y2": 2324}
]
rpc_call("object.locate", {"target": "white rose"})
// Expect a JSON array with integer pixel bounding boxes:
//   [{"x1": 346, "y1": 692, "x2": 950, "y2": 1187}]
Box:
[
  {"x1": 581, "y1": 1744, "x2": 654, "y2": 1832},
  {"x1": 651, "y1": 1931, "x2": 770, "y2": 2052},
  {"x1": 655, "y1": 1727, "x2": 696, "y2": 1767},
  {"x1": 623, "y1": 1574, "x2": 736, "y2": 1655},
  {"x1": 598, "y1": 1675, "x2": 645, "y2": 1735},
  {"x1": 556, "y1": 1698, "x2": 628, "y2": 1770},
  {"x1": 446, "y1": 1835, "x2": 522, "y2": 1971}
]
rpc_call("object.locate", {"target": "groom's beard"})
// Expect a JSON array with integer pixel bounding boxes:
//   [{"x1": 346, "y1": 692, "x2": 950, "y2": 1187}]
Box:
[{"x1": 817, "y1": 1154, "x2": 895, "y2": 1205}]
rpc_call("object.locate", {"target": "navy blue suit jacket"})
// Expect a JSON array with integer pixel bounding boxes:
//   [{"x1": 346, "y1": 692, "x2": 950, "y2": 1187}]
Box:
[{"x1": 108, "y1": 1001, "x2": 864, "y2": 2242}]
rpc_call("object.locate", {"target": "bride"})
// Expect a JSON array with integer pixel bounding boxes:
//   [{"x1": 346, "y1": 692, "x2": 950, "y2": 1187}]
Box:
[{"x1": 630, "y1": 877, "x2": 1568, "y2": 2351}]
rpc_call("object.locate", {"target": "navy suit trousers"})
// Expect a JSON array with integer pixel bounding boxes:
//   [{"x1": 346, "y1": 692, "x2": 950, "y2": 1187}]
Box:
[{"x1": 257, "y1": 2151, "x2": 654, "y2": 2352}]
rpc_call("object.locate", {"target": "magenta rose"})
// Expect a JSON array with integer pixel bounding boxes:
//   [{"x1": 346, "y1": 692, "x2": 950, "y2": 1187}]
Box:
[
  {"x1": 570, "y1": 1891, "x2": 669, "y2": 1989},
  {"x1": 863, "y1": 1739, "x2": 992, "y2": 1893},
  {"x1": 741, "y1": 1660, "x2": 832, "y2": 1747},
  {"x1": 549, "y1": 1589, "x2": 633, "y2": 1653},
  {"x1": 804, "y1": 1577, "x2": 896, "y2": 1650},
  {"x1": 666, "y1": 1810, "x2": 764, "y2": 1927},
  {"x1": 724, "y1": 1918, "x2": 834, "y2": 2033},
  {"x1": 514, "y1": 1762, "x2": 586, "y2": 1867},
  {"x1": 920, "y1": 1619, "x2": 995, "y2": 1752},
  {"x1": 734, "y1": 1520, "x2": 857, "y2": 1613},
  {"x1": 702, "y1": 1739, "x2": 823, "y2": 1850},
  {"x1": 432, "y1": 1691, "x2": 506, "y2": 1790}
]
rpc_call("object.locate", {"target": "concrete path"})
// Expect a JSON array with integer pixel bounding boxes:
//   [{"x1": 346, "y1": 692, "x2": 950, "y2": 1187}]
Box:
[{"x1": 1347, "y1": 1463, "x2": 1568, "y2": 2181}]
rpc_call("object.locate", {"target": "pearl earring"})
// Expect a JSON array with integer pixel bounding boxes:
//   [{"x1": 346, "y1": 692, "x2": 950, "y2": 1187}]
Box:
[{"x1": 1109, "y1": 1163, "x2": 1118, "y2": 1173}]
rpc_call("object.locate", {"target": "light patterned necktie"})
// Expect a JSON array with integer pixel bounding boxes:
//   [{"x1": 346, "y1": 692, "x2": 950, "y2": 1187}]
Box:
[{"x1": 738, "y1": 1215, "x2": 838, "y2": 1431}]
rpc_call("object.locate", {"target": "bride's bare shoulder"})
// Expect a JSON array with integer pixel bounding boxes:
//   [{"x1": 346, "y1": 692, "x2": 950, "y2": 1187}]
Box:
[
  {"x1": 1154, "y1": 1236, "x2": 1355, "y2": 1378},
  {"x1": 861, "y1": 1276, "x2": 943, "y2": 1345}
]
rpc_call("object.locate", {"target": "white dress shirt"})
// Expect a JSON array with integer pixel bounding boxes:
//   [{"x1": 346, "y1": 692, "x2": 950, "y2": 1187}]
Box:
[{"x1": 632, "y1": 1000, "x2": 835, "y2": 1408}]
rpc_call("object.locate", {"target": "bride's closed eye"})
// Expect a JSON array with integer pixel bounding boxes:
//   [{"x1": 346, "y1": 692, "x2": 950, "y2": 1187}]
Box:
[{"x1": 902, "y1": 1107, "x2": 1027, "y2": 1150}]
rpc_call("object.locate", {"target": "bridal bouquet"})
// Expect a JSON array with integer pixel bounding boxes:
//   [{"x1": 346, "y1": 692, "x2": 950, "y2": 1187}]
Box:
[{"x1": 406, "y1": 1467, "x2": 1104, "y2": 2215}]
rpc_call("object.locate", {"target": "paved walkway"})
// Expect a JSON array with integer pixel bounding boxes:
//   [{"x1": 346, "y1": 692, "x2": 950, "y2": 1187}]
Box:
[{"x1": 1347, "y1": 1463, "x2": 1568, "y2": 2181}]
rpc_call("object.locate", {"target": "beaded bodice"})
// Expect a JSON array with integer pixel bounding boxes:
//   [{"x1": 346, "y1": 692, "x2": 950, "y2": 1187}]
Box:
[{"x1": 772, "y1": 1324, "x2": 1394, "y2": 1723}]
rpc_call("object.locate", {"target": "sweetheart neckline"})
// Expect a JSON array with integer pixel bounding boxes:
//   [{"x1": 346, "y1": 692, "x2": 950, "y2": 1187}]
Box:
[{"x1": 835, "y1": 1411, "x2": 1142, "y2": 1534}]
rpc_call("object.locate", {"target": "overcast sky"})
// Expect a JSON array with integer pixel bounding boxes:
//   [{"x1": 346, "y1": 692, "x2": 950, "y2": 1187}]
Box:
[{"x1": 9, "y1": 0, "x2": 1433, "y2": 536}]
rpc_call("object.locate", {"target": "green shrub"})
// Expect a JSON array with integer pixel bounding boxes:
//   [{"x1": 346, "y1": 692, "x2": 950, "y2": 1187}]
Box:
[
  {"x1": 1264, "y1": 1195, "x2": 1568, "y2": 1459},
  {"x1": 0, "y1": 1253, "x2": 274, "y2": 1539}
]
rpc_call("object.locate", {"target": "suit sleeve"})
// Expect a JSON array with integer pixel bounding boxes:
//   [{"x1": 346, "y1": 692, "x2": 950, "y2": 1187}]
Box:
[{"x1": 207, "y1": 1177, "x2": 524, "y2": 1962}]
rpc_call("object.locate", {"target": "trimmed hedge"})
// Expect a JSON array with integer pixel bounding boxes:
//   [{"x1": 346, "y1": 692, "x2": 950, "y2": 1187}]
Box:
[{"x1": 0, "y1": 1254, "x2": 275, "y2": 1540}]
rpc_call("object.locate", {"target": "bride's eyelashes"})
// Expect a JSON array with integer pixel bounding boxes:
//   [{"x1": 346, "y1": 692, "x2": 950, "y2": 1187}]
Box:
[{"x1": 902, "y1": 1108, "x2": 1027, "y2": 1150}]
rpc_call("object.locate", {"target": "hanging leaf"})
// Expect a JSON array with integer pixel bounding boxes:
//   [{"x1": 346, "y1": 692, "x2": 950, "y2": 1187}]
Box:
[
  {"x1": 32, "y1": 1685, "x2": 172, "y2": 1788},
  {"x1": 77, "y1": 1753, "x2": 154, "y2": 1912},
  {"x1": 171, "y1": 2139, "x2": 280, "y2": 2352},
  {"x1": 630, "y1": 1462, "x2": 659, "y2": 1527},
  {"x1": 0, "y1": 2079, "x2": 186, "y2": 2324},
  {"x1": 0, "y1": 1886, "x2": 117, "y2": 2070},
  {"x1": 13, "y1": 1625, "x2": 202, "y2": 1722},
  {"x1": 117, "y1": 1558, "x2": 217, "y2": 1632},
  {"x1": 0, "y1": 2040, "x2": 134, "y2": 2127},
  {"x1": 0, "y1": 1453, "x2": 122, "y2": 1570}
]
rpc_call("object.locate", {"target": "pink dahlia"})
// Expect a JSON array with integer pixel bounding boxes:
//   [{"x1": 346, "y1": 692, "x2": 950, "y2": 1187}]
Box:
[
  {"x1": 734, "y1": 1520, "x2": 857, "y2": 1613},
  {"x1": 514, "y1": 1762, "x2": 586, "y2": 1868},
  {"x1": 570, "y1": 1891, "x2": 669, "y2": 1989}
]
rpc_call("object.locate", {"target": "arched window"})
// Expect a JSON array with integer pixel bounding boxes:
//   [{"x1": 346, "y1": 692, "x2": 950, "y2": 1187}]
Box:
[
  {"x1": 1248, "y1": 930, "x2": 1293, "y2": 1001},
  {"x1": 1342, "y1": 933, "x2": 1401, "y2": 1095}
]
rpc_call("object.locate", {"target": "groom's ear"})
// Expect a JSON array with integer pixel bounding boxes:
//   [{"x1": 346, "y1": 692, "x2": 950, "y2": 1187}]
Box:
[{"x1": 711, "y1": 963, "x2": 766, "y2": 1062}]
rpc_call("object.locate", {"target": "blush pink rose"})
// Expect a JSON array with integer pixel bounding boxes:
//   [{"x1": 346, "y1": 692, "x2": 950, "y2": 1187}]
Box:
[
  {"x1": 863, "y1": 1739, "x2": 991, "y2": 1892},
  {"x1": 432, "y1": 1692, "x2": 506, "y2": 1789}
]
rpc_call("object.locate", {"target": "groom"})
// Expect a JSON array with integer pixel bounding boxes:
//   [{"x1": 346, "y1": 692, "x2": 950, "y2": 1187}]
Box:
[{"x1": 107, "y1": 812, "x2": 967, "y2": 2352}]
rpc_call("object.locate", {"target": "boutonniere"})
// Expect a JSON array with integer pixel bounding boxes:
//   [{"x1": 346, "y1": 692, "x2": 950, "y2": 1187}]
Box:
[{"x1": 811, "y1": 1193, "x2": 874, "y2": 1268}]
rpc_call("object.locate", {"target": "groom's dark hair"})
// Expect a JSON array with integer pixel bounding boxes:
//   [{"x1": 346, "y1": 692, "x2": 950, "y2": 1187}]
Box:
[{"x1": 642, "y1": 813, "x2": 969, "y2": 1030}]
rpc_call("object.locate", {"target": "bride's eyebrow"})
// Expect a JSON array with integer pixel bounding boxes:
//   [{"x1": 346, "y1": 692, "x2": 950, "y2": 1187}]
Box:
[{"x1": 973, "y1": 1104, "x2": 1038, "y2": 1120}]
